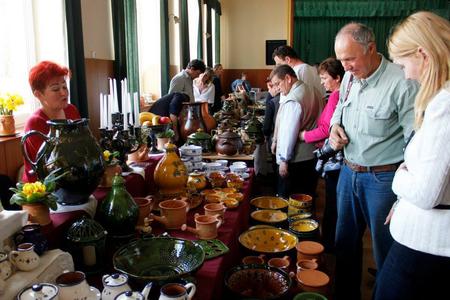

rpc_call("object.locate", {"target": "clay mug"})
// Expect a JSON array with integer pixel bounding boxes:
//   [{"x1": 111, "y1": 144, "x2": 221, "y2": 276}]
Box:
[
  {"x1": 134, "y1": 196, "x2": 154, "y2": 227},
  {"x1": 204, "y1": 203, "x2": 226, "y2": 221},
  {"x1": 150, "y1": 199, "x2": 189, "y2": 230},
  {"x1": 55, "y1": 271, "x2": 90, "y2": 300},
  {"x1": 181, "y1": 214, "x2": 222, "y2": 240},
  {"x1": 268, "y1": 256, "x2": 290, "y2": 271},
  {"x1": 296, "y1": 259, "x2": 318, "y2": 274},
  {"x1": 242, "y1": 254, "x2": 265, "y2": 265},
  {"x1": 9, "y1": 243, "x2": 40, "y2": 272},
  {"x1": 14, "y1": 223, "x2": 48, "y2": 256},
  {"x1": 0, "y1": 251, "x2": 13, "y2": 280},
  {"x1": 159, "y1": 282, "x2": 196, "y2": 300}
]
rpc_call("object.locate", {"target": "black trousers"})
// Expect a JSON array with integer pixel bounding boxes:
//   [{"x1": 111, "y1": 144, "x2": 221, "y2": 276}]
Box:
[
  {"x1": 321, "y1": 169, "x2": 340, "y2": 252},
  {"x1": 277, "y1": 158, "x2": 318, "y2": 199}
]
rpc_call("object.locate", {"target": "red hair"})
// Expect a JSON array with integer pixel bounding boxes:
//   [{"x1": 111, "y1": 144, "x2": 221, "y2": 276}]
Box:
[{"x1": 28, "y1": 61, "x2": 71, "y2": 92}]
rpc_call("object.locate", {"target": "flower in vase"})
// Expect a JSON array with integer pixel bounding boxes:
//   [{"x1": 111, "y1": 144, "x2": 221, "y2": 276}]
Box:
[
  {"x1": 0, "y1": 92, "x2": 24, "y2": 115},
  {"x1": 103, "y1": 150, "x2": 120, "y2": 166}
]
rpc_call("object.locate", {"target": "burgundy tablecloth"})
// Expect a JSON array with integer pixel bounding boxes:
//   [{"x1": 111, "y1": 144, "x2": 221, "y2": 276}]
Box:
[{"x1": 45, "y1": 154, "x2": 254, "y2": 300}]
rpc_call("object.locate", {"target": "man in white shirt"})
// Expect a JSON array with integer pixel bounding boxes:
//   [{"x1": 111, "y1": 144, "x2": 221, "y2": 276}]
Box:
[
  {"x1": 272, "y1": 45, "x2": 325, "y2": 105},
  {"x1": 168, "y1": 59, "x2": 206, "y2": 102},
  {"x1": 270, "y1": 64, "x2": 318, "y2": 198}
]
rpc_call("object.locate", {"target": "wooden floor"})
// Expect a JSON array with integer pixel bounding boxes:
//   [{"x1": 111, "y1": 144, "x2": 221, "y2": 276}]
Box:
[{"x1": 252, "y1": 173, "x2": 376, "y2": 300}]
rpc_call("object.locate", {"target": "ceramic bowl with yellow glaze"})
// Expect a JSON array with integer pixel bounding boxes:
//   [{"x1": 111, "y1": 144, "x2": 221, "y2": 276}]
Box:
[
  {"x1": 250, "y1": 209, "x2": 288, "y2": 224},
  {"x1": 222, "y1": 198, "x2": 239, "y2": 209},
  {"x1": 239, "y1": 227, "x2": 298, "y2": 254},
  {"x1": 250, "y1": 196, "x2": 289, "y2": 210},
  {"x1": 289, "y1": 218, "x2": 320, "y2": 239}
]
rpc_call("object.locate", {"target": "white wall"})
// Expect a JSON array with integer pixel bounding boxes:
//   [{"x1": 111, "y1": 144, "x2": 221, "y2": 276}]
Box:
[
  {"x1": 81, "y1": 0, "x2": 114, "y2": 60},
  {"x1": 220, "y1": 0, "x2": 290, "y2": 69}
]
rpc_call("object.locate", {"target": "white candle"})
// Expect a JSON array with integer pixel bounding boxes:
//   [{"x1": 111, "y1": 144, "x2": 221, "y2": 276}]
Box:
[
  {"x1": 134, "y1": 92, "x2": 139, "y2": 126},
  {"x1": 107, "y1": 94, "x2": 113, "y2": 128},
  {"x1": 113, "y1": 78, "x2": 119, "y2": 112},
  {"x1": 103, "y1": 94, "x2": 108, "y2": 129}
]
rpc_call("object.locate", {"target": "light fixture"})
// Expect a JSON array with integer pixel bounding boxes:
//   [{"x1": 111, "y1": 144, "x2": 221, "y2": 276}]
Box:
[{"x1": 169, "y1": 14, "x2": 180, "y2": 24}]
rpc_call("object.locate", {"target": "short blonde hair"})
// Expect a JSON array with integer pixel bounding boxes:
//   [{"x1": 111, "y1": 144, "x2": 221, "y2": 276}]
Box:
[{"x1": 388, "y1": 11, "x2": 450, "y2": 128}]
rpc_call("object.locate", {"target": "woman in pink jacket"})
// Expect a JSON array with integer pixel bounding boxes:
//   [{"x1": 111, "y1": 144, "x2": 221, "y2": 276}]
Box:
[{"x1": 299, "y1": 57, "x2": 344, "y2": 252}]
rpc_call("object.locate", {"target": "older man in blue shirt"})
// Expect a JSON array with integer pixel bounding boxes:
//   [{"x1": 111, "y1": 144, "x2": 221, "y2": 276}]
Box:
[{"x1": 329, "y1": 23, "x2": 418, "y2": 300}]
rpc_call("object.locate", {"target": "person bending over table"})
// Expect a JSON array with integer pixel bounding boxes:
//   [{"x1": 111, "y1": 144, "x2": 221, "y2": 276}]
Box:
[
  {"x1": 22, "y1": 61, "x2": 81, "y2": 183},
  {"x1": 149, "y1": 92, "x2": 190, "y2": 143}
]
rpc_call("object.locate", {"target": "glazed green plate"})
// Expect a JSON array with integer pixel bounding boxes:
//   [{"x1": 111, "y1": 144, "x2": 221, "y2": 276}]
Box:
[{"x1": 195, "y1": 239, "x2": 229, "y2": 260}]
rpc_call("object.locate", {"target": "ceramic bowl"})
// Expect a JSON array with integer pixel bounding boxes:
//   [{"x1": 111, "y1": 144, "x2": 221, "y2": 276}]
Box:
[
  {"x1": 179, "y1": 145, "x2": 202, "y2": 156},
  {"x1": 113, "y1": 237, "x2": 205, "y2": 282},
  {"x1": 225, "y1": 264, "x2": 291, "y2": 300},
  {"x1": 289, "y1": 219, "x2": 320, "y2": 239},
  {"x1": 250, "y1": 209, "x2": 288, "y2": 224},
  {"x1": 288, "y1": 212, "x2": 313, "y2": 223},
  {"x1": 239, "y1": 227, "x2": 298, "y2": 254},
  {"x1": 250, "y1": 196, "x2": 289, "y2": 210},
  {"x1": 214, "y1": 159, "x2": 228, "y2": 167},
  {"x1": 226, "y1": 176, "x2": 244, "y2": 190},
  {"x1": 230, "y1": 164, "x2": 247, "y2": 174},
  {"x1": 222, "y1": 198, "x2": 239, "y2": 209},
  {"x1": 293, "y1": 292, "x2": 328, "y2": 300},
  {"x1": 204, "y1": 162, "x2": 222, "y2": 171}
]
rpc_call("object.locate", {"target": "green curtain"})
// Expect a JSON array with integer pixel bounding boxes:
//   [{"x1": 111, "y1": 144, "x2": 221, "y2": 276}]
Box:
[
  {"x1": 65, "y1": 0, "x2": 88, "y2": 118},
  {"x1": 180, "y1": 0, "x2": 190, "y2": 68},
  {"x1": 293, "y1": 0, "x2": 449, "y2": 64},
  {"x1": 214, "y1": 10, "x2": 220, "y2": 64},
  {"x1": 197, "y1": 0, "x2": 203, "y2": 59},
  {"x1": 111, "y1": 0, "x2": 127, "y2": 107},
  {"x1": 160, "y1": 0, "x2": 170, "y2": 95},
  {"x1": 124, "y1": 0, "x2": 140, "y2": 98},
  {"x1": 206, "y1": 7, "x2": 212, "y2": 67}
]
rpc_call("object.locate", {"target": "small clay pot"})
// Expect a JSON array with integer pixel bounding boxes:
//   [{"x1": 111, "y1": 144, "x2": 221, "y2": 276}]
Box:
[
  {"x1": 296, "y1": 270, "x2": 329, "y2": 295},
  {"x1": 296, "y1": 241, "x2": 324, "y2": 265}
]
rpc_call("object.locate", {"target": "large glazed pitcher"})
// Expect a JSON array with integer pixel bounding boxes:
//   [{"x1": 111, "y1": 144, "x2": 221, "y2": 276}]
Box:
[{"x1": 22, "y1": 119, "x2": 105, "y2": 205}]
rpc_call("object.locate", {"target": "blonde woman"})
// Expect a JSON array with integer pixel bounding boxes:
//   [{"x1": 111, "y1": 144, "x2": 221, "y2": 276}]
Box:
[
  {"x1": 193, "y1": 67, "x2": 215, "y2": 107},
  {"x1": 375, "y1": 11, "x2": 450, "y2": 299}
]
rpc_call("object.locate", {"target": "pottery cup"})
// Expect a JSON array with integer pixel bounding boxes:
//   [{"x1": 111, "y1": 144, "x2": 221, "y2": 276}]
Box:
[
  {"x1": 242, "y1": 254, "x2": 265, "y2": 265},
  {"x1": 296, "y1": 259, "x2": 319, "y2": 275},
  {"x1": 204, "y1": 203, "x2": 226, "y2": 220},
  {"x1": 268, "y1": 256, "x2": 290, "y2": 271},
  {"x1": 56, "y1": 271, "x2": 91, "y2": 300},
  {"x1": 151, "y1": 199, "x2": 189, "y2": 229},
  {"x1": 134, "y1": 196, "x2": 154, "y2": 226},
  {"x1": 181, "y1": 214, "x2": 222, "y2": 240},
  {"x1": 9, "y1": 243, "x2": 40, "y2": 272},
  {"x1": 159, "y1": 282, "x2": 196, "y2": 300}
]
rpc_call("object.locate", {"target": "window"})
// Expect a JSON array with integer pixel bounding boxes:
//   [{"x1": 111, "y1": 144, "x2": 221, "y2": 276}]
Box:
[
  {"x1": 136, "y1": 0, "x2": 162, "y2": 98},
  {"x1": 0, "y1": 0, "x2": 68, "y2": 127},
  {"x1": 187, "y1": 0, "x2": 199, "y2": 60}
]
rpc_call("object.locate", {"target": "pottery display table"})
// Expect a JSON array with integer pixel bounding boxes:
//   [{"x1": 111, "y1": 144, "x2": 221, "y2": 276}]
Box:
[
  {"x1": 2, "y1": 249, "x2": 74, "y2": 299},
  {"x1": 202, "y1": 153, "x2": 254, "y2": 161}
]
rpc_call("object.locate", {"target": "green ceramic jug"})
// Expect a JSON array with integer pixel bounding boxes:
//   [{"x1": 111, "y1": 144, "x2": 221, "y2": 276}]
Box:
[{"x1": 98, "y1": 175, "x2": 138, "y2": 237}]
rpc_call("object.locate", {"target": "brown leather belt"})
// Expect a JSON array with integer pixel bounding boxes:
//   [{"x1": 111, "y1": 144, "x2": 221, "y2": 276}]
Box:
[{"x1": 344, "y1": 159, "x2": 400, "y2": 173}]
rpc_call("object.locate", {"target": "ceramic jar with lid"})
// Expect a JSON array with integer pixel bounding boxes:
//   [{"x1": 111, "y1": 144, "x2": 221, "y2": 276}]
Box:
[
  {"x1": 186, "y1": 129, "x2": 213, "y2": 153},
  {"x1": 215, "y1": 130, "x2": 243, "y2": 156},
  {"x1": 296, "y1": 241, "x2": 324, "y2": 265},
  {"x1": 17, "y1": 283, "x2": 59, "y2": 300},
  {"x1": 102, "y1": 273, "x2": 131, "y2": 300}
]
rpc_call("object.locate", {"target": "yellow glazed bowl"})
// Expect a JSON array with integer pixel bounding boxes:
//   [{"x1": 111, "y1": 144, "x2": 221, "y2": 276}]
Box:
[
  {"x1": 239, "y1": 227, "x2": 298, "y2": 253},
  {"x1": 250, "y1": 209, "x2": 288, "y2": 224},
  {"x1": 250, "y1": 196, "x2": 289, "y2": 210},
  {"x1": 290, "y1": 219, "x2": 319, "y2": 233}
]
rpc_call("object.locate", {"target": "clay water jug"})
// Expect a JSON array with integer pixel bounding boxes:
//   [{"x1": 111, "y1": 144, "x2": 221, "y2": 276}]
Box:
[
  {"x1": 154, "y1": 143, "x2": 188, "y2": 197},
  {"x1": 179, "y1": 103, "x2": 206, "y2": 142},
  {"x1": 98, "y1": 175, "x2": 139, "y2": 237},
  {"x1": 200, "y1": 102, "x2": 216, "y2": 133},
  {"x1": 22, "y1": 119, "x2": 105, "y2": 205}
]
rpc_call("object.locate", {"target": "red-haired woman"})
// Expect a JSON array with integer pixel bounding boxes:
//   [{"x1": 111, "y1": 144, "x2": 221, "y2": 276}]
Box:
[{"x1": 22, "y1": 61, "x2": 80, "y2": 183}]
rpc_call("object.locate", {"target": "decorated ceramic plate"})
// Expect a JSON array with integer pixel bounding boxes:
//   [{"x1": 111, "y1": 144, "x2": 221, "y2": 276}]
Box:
[
  {"x1": 250, "y1": 196, "x2": 288, "y2": 210},
  {"x1": 239, "y1": 227, "x2": 298, "y2": 253},
  {"x1": 201, "y1": 188, "x2": 243, "y2": 204},
  {"x1": 250, "y1": 209, "x2": 288, "y2": 224}
]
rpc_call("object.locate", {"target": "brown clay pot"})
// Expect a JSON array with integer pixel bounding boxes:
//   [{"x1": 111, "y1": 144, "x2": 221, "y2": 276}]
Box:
[
  {"x1": 22, "y1": 203, "x2": 51, "y2": 226},
  {"x1": 179, "y1": 103, "x2": 206, "y2": 142},
  {"x1": 296, "y1": 269, "x2": 329, "y2": 295},
  {"x1": 0, "y1": 115, "x2": 15, "y2": 136},
  {"x1": 215, "y1": 130, "x2": 242, "y2": 156},
  {"x1": 127, "y1": 145, "x2": 149, "y2": 162},
  {"x1": 134, "y1": 196, "x2": 154, "y2": 226},
  {"x1": 296, "y1": 241, "x2": 324, "y2": 265},
  {"x1": 200, "y1": 102, "x2": 216, "y2": 133}
]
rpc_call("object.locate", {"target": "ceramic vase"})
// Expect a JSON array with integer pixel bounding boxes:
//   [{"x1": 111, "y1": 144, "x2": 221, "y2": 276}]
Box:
[
  {"x1": 21, "y1": 119, "x2": 105, "y2": 205},
  {"x1": 157, "y1": 137, "x2": 170, "y2": 151},
  {"x1": 200, "y1": 102, "x2": 216, "y2": 133},
  {"x1": 98, "y1": 175, "x2": 139, "y2": 237},
  {"x1": 179, "y1": 103, "x2": 206, "y2": 142},
  {"x1": 21, "y1": 203, "x2": 51, "y2": 226},
  {"x1": 154, "y1": 143, "x2": 188, "y2": 197},
  {"x1": 0, "y1": 115, "x2": 15, "y2": 136}
]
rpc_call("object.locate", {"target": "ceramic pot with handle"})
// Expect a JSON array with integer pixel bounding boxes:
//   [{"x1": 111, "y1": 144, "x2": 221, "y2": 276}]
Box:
[
  {"x1": 9, "y1": 243, "x2": 40, "y2": 272},
  {"x1": 17, "y1": 283, "x2": 59, "y2": 300},
  {"x1": 215, "y1": 130, "x2": 243, "y2": 156}
]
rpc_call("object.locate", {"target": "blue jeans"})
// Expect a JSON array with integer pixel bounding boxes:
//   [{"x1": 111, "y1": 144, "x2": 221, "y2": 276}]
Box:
[
  {"x1": 334, "y1": 164, "x2": 396, "y2": 300},
  {"x1": 374, "y1": 241, "x2": 450, "y2": 300}
]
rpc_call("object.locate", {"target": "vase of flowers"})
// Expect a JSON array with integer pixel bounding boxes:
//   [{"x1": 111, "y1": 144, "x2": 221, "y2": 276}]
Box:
[
  {"x1": 0, "y1": 92, "x2": 24, "y2": 136},
  {"x1": 9, "y1": 169, "x2": 66, "y2": 226},
  {"x1": 100, "y1": 150, "x2": 122, "y2": 187},
  {"x1": 156, "y1": 129, "x2": 175, "y2": 150}
]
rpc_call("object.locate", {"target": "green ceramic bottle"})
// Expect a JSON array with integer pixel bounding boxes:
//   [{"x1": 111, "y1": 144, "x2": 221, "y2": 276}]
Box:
[{"x1": 97, "y1": 175, "x2": 138, "y2": 237}]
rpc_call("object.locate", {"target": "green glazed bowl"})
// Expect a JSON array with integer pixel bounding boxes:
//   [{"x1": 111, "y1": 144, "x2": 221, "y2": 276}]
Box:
[
  {"x1": 293, "y1": 292, "x2": 328, "y2": 300},
  {"x1": 113, "y1": 237, "x2": 205, "y2": 282}
]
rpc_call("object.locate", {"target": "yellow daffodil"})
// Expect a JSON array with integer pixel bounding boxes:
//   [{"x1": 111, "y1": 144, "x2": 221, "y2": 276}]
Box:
[
  {"x1": 103, "y1": 150, "x2": 111, "y2": 161},
  {"x1": 22, "y1": 181, "x2": 47, "y2": 199},
  {"x1": 0, "y1": 92, "x2": 24, "y2": 115}
]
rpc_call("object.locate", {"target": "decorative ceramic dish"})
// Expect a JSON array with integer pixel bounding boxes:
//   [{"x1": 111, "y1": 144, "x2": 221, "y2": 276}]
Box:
[
  {"x1": 113, "y1": 237, "x2": 205, "y2": 282},
  {"x1": 289, "y1": 218, "x2": 320, "y2": 239},
  {"x1": 201, "y1": 188, "x2": 243, "y2": 204},
  {"x1": 195, "y1": 239, "x2": 229, "y2": 260},
  {"x1": 239, "y1": 227, "x2": 298, "y2": 253},
  {"x1": 250, "y1": 209, "x2": 287, "y2": 224},
  {"x1": 225, "y1": 264, "x2": 291, "y2": 300},
  {"x1": 250, "y1": 196, "x2": 289, "y2": 210}
]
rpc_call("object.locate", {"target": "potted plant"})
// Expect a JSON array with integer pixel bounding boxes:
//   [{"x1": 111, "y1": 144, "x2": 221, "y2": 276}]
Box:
[
  {"x1": 156, "y1": 128, "x2": 175, "y2": 150},
  {"x1": 9, "y1": 169, "x2": 66, "y2": 226},
  {"x1": 0, "y1": 92, "x2": 24, "y2": 136},
  {"x1": 100, "y1": 150, "x2": 121, "y2": 187}
]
